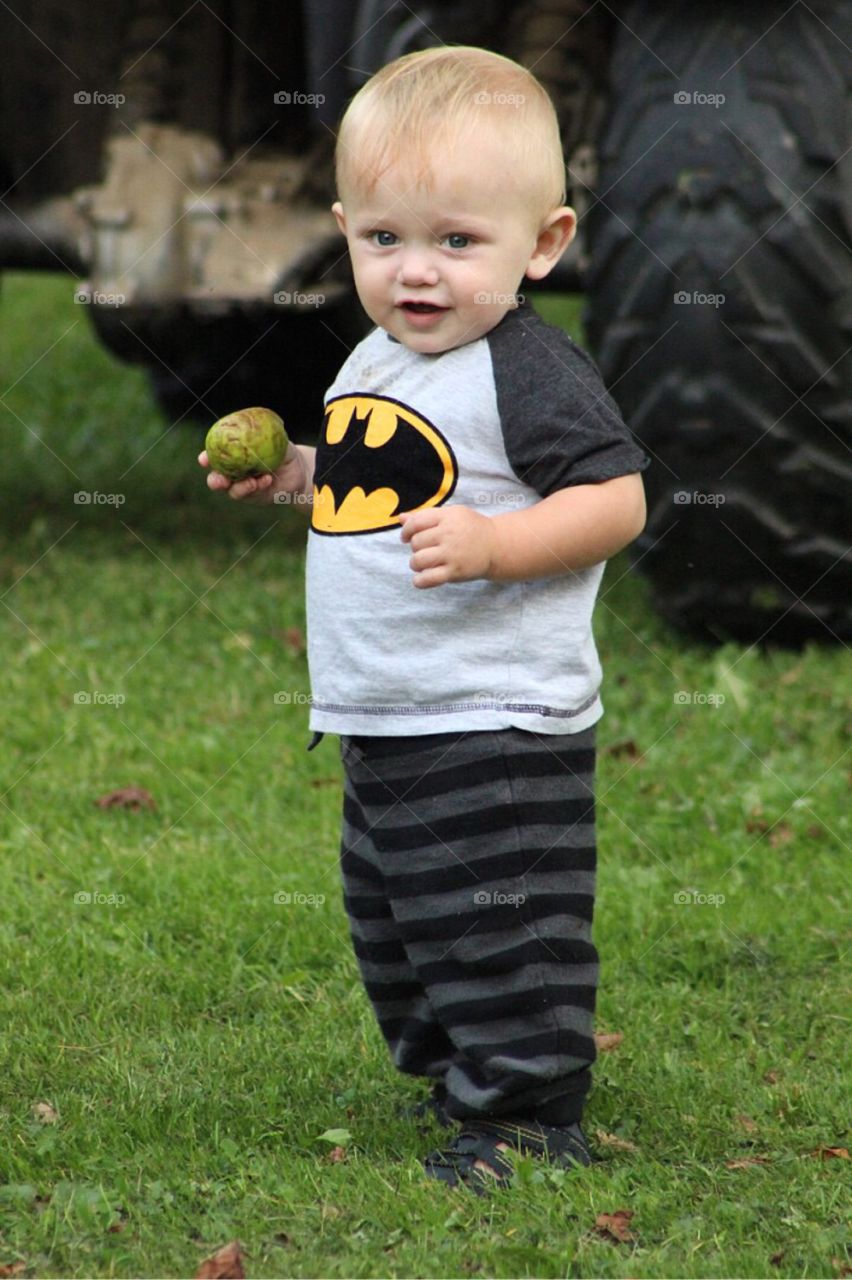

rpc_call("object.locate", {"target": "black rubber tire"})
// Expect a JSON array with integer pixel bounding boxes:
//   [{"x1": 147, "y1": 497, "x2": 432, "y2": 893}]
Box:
[
  {"x1": 583, "y1": 0, "x2": 852, "y2": 645},
  {"x1": 90, "y1": 295, "x2": 370, "y2": 440}
]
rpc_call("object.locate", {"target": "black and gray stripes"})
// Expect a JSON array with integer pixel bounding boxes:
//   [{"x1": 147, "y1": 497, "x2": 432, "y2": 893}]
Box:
[{"x1": 339, "y1": 726, "x2": 599, "y2": 1125}]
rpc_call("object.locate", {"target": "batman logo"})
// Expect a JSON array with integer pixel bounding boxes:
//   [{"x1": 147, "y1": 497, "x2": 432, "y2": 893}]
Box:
[{"x1": 311, "y1": 394, "x2": 458, "y2": 535}]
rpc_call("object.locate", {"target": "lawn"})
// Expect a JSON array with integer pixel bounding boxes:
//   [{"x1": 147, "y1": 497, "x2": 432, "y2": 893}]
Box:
[{"x1": 0, "y1": 274, "x2": 848, "y2": 1279}]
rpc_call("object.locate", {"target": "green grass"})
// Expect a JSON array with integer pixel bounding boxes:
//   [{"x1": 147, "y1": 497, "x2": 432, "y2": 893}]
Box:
[{"x1": 0, "y1": 274, "x2": 849, "y2": 1279}]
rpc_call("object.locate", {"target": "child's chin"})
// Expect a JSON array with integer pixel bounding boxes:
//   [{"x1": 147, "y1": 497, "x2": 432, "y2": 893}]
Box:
[{"x1": 398, "y1": 330, "x2": 459, "y2": 355}]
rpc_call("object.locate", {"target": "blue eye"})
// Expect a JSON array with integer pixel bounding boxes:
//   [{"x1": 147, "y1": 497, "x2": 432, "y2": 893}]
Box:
[
  {"x1": 373, "y1": 230, "x2": 397, "y2": 246},
  {"x1": 446, "y1": 233, "x2": 470, "y2": 249}
]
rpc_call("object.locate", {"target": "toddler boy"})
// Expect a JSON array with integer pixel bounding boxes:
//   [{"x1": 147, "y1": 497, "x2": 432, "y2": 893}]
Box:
[{"x1": 202, "y1": 44, "x2": 648, "y2": 1193}]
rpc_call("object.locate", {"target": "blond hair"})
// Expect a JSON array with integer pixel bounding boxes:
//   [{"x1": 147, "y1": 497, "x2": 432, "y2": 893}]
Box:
[{"x1": 335, "y1": 46, "x2": 566, "y2": 224}]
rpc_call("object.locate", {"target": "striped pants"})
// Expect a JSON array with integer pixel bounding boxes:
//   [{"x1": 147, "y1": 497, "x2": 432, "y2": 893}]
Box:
[{"x1": 339, "y1": 726, "x2": 598, "y2": 1125}]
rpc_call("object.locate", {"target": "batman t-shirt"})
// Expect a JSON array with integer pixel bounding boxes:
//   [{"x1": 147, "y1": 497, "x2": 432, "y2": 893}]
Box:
[{"x1": 305, "y1": 299, "x2": 649, "y2": 736}]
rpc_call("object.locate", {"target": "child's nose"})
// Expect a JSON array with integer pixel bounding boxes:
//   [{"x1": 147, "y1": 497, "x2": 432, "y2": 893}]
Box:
[{"x1": 397, "y1": 248, "x2": 439, "y2": 286}]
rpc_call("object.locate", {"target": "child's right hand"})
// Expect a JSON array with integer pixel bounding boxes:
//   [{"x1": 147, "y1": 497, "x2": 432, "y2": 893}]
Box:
[{"x1": 198, "y1": 443, "x2": 312, "y2": 508}]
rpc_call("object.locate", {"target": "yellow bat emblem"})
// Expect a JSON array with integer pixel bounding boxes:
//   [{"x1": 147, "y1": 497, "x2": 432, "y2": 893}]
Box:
[{"x1": 311, "y1": 394, "x2": 458, "y2": 535}]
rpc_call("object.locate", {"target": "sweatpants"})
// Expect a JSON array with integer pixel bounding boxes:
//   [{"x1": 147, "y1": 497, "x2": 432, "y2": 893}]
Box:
[{"x1": 339, "y1": 726, "x2": 599, "y2": 1125}]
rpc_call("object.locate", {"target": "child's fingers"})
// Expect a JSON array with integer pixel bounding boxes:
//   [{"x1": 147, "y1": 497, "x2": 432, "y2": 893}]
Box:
[
  {"x1": 228, "y1": 472, "x2": 274, "y2": 501},
  {"x1": 203, "y1": 464, "x2": 276, "y2": 501},
  {"x1": 398, "y1": 509, "x2": 440, "y2": 542},
  {"x1": 198, "y1": 449, "x2": 210, "y2": 467}
]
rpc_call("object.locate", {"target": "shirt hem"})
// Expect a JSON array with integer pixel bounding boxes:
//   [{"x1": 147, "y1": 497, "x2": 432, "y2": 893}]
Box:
[{"x1": 308, "y1": 695, "x2": 603, "y2": 736}]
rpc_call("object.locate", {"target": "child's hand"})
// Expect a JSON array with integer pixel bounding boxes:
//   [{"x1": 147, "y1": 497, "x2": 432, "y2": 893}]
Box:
[
  {"x1": 399, "y1": 506, "x2": 497, "y2": 588},
  {"x1": 198, "y1": 444, "x2": 312, "y2": 508}
]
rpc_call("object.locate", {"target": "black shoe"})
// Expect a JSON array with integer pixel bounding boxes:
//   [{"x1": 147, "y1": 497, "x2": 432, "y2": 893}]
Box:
[{"x1": 423, "y1": 1118, "x2": 593, "y2": 1194}]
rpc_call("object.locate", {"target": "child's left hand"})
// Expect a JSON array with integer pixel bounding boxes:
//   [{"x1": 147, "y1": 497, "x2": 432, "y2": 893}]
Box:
[{"x1": 399, "y1": 506, "x2": 496, "y2": 588}]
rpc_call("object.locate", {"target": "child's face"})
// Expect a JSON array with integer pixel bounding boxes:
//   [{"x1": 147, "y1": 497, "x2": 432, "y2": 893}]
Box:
[{"x1": 333, "y1": 129, "x2": 569, "y2": 355}]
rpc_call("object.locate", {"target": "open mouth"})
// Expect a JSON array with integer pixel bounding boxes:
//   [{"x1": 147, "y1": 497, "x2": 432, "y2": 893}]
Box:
[{"x1": 400, "y1": 302, "x2": 446, "y2": 314}]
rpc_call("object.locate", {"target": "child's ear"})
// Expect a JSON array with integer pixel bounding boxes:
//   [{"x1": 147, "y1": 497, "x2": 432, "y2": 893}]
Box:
[
  {"x1": 526, "y1": 207, "x2": 577, "y2": 280},
  {"x1": 332, "y1": 200, "x2": 347, "y2": 236}
]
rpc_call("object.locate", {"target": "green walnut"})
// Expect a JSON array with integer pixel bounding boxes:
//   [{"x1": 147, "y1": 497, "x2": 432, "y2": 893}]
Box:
[{"x1": 205, "y1": 407, "x2": 288, "y2": 479}]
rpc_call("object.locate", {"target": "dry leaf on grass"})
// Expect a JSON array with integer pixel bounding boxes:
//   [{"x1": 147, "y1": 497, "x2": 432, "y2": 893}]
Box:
[
  {"x1": 594, "y1": 1129, "x2": 638, "y2": 1153},
  {"x1": 279, "y1": 626, "x2": 306, "y2": 655},
  {"x1": 736, "y1": 1114, "x2": 759, "y2": 1134},
  {"x1": 328, "y1": 1146, "x2": 347, "y2": 1163},
  {"x1": 726, "y1": 1156, "x2": 772, "y2": 1168},
  {"x1": 594, "y1": 1208, "x2": 635, "y2": 1243},
  {"x1": 594, "y1": 1032, "x2": 624, "y2": 1052},
  {"x1": 809, "y1": 1146, "x2": 849, "y2": 1160},
  {"x1": 32, "y1": 1102, "x2": 58, "y2": 1124},
  {"x1": 195, "y1": 1240, "x2": 245, "y2": 1279},
  {"x1": 603, "y1": 739, "x2": 641, "y2": 760},
  {"x1": 95, "y1": 787, "x2": 156, "y2": 811},
  {"x1": 0, "y1": 1263, "x2": 27, "y2": 1277},
  {"x1": 831, "y1": 1258, "x2": 852, "y2": 1277}
]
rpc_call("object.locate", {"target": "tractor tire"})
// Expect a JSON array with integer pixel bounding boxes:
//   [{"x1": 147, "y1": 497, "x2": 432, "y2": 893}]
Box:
[
  {"x1": 583, "y1": 0, "x2": 852, "y2": 645},
  {"x1": 90, "y1": 295, "x2": 370, "y2": 440}
]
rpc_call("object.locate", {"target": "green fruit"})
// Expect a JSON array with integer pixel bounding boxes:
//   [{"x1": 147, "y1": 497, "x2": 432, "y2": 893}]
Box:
[{"x1": 205, "y1": 407, "x2": 288, "y2": 479}]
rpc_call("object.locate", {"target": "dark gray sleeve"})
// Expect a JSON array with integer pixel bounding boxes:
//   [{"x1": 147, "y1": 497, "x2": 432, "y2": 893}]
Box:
[{"x1": 487, "y1": 308, "x2": 650, "y2": 496}]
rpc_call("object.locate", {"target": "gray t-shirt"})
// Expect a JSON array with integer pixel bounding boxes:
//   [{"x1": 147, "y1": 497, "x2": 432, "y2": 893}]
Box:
[{"x1": 305, "y1": 299, "x2": 648, "y2": 736}]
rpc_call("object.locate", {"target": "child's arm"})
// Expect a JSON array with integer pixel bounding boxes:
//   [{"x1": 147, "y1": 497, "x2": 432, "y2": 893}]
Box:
[
  {"x1": 199, "y1": 443, "x2": 316, "y2": 510},
  {"x1": 399, "y1": 472, "x2": 646, "y2": 588}
]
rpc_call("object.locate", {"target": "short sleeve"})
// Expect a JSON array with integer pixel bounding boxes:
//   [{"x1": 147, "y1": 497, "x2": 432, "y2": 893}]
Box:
[{"x1": 487, "y1": 304, "x2": 650, "y2": 496}]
